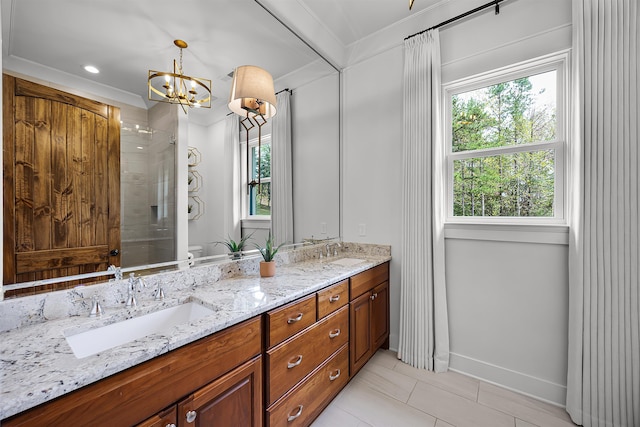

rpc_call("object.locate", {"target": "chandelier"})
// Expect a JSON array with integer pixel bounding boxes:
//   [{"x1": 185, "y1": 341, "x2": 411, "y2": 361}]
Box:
[{"x1": 148, "y1": 40, "x2": 212, "y2": 113}]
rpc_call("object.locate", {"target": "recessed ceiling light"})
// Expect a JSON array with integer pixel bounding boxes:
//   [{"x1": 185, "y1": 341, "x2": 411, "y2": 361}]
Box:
[{"x1": 84, "y1": 65, "x2": 99, "y2": 74}]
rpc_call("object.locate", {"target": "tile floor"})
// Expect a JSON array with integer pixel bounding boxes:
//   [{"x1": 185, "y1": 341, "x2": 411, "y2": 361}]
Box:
[{"x1": 311, "y1": 350, "x2": 579, "y2": 427}]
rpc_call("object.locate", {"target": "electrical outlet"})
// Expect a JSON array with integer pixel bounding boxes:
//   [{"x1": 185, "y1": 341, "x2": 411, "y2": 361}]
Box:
[
  {"x1": 358, "y1": 223, "x2": 366, "y2": 236},
  {"x1": 321, "y1": 222, "x2": 327, "y2": 234}
]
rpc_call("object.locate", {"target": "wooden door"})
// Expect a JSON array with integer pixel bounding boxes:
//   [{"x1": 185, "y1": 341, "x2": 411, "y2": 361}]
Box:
[
  {"x1": 177, "y1": 356, "x2": 262, "y2": 427},
  {"x1": 349, "y1": 291, "x2": 372, "y2": 376},
  {"x1": 371, "y1": 281, "x2": 390, "y2": 351},
  {"x1": 2, "y1": 75, "x2": 121, "y2": 294}
]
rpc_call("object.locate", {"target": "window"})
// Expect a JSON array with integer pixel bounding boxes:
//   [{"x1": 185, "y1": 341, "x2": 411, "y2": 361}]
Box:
[
  {"x1": 444, "y1": 53, "x2": 567, "y2": 223},
  {"x1": 243, "y1": 134, "x2": 271, "y2": 217}
]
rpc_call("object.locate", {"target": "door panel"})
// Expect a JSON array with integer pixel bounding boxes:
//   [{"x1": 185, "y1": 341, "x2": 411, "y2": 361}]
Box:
[
  {"x1": 3, "y1": 75, "x2": 121, "y2": 294},
  {"x1": 349, "y1": 292, "x2": 371, "y2": 375},
  {"x1": 371, "y1": 281, "x2": 390, "y2": 350}
]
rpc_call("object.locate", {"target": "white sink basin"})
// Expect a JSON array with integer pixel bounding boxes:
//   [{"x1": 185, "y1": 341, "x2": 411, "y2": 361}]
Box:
[
  {"x1": 65, "y1": 302, "x2": 215, "y2": 359},
  {"x1": 330, "y1": 258, "x2": 366, "y2": 267}
]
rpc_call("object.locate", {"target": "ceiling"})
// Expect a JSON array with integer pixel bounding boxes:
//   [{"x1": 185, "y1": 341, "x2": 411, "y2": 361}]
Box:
[
  {"x1": 1, "y1": 0, "x2": 440, "y2": 124},
  {"x1": 293, "y1": 0, "x2": 438, "y2": 46}
]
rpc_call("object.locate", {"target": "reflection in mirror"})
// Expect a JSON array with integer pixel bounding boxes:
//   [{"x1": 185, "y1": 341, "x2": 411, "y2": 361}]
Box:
[
  {"x1": 120, "y1": 123, "x2": 176, "y2": 268},
  {"x1": 1, "y1": 0, "x2": 340, "y2": 298}
]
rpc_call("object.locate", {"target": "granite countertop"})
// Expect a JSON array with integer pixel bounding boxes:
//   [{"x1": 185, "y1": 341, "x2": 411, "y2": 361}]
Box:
[{"x1": 0, "y1": 243, "x2": 391, "y2": 420}]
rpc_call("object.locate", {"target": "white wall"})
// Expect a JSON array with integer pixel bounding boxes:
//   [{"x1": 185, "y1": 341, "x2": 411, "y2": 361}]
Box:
[
  {"x1": 342, "y1": 0, "x2": 572, "y2": 405},
  {"x1": 187, "y1": 120, "x2": 226, "y2": 256},
  {"x1": 292, "y1": 73, "x2": 340, "y2": 242}
]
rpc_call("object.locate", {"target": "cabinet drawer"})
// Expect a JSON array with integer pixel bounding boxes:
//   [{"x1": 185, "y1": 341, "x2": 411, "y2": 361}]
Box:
[
  {"x1": 350, "y1": 262, "x2": 389, "y2": 300},
  {"x1": 267, "y1": 294, "x2": 317, "y2": 348},
  {"x1": 266, "y1": 344, "x2": 349, "y2": 427},
  {"x1": 135, "y1": 406, "x2": 176, "y2": 427},
  {"x1": 316, "y1": 279, "x2": 348, "y2": 319},
  {"x1": 266, "y1": 305, "x2": 348, "y2": 405}
]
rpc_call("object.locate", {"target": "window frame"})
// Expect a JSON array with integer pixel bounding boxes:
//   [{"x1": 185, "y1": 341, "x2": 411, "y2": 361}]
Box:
[
  {"x1": 442, "y1": 51, "x2": 570, "y2": 225},
  {"x1": 241, "y1": 133, "x2": 272, "y2": 220}
]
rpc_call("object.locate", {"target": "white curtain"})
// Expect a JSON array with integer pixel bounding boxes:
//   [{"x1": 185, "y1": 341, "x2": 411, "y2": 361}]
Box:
[
  {"x1": 567, "y1": 1, "x2": 640, "y2": 426},
  {"x1": 271, "y1": 91, "x2": 293, "y2": 246},
  {"x1": 398, "y1": 30, "x2": 449, "y2": 373},
  {"x1": 224, "y1": 114, "x2": 242, "y2": 243}
]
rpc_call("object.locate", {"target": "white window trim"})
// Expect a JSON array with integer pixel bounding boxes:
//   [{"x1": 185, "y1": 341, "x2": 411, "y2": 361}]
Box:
[
  {"x1": 241, "y1": 134, "x2": 272, "y2": 220},
  {"x1": 442, "y1": 50, "x2": 570, "y2": 226}
]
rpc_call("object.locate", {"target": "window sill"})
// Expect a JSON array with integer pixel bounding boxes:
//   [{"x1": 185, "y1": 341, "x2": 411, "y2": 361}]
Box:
[
  {"x1": 443, "y1": 222, "x2": 569, "y2": 245},
  {"x1": 241, "y1": 217, "x2": 271, "y2": 229}
]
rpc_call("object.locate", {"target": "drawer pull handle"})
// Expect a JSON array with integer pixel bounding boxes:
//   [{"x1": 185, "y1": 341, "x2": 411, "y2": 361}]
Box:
[
  {"x1": 287, "y1": 405, "x2": 304, "y2": 422},
  {"x1": 288, "y1": 354, "x2": 303, "y2": 369},
  {"x1": 287, "y1": 313, "x2": 304, "y2": 324},
  {"x1": 329, "y1": 328, "x2": 341, "y2": 339},
  {"x1": 329, "y1": 294, "x2": 340, "y2": 303},
  {"x1": 185, "y1": 410, "x2": 197, "y2": 423},
  {"x1": 329, "y1": 369, "x2": 341, "y2": 381}
]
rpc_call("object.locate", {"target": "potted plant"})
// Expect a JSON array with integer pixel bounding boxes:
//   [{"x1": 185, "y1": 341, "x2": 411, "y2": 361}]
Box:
[
  {"x1": 255, "y1": 231, "x2": 284, "y2": 277},
  {"x1": 216, "y1": 232, "x2": 253, "y2": 259}
]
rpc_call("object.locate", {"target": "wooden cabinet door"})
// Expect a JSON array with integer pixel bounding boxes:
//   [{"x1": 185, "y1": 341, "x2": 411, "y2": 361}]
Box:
[
  {"x1": 3, "y1": 75, "x2": 121, "y2": 293},
  {"x1": 177, "y1": 356, "x2": 262, "y2": 427},
  {"x1": 349, "y1": 291, "x2": 372, "y2": 375},
  {"x1": 135, "y1": 406, "x2": 177, "y2": 427},
  {"x1": 371, "y1": 281, "x2": 390, "y2": 351}
]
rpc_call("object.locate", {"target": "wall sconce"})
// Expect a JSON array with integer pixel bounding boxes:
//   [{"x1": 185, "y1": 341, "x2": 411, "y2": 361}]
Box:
[
  {"x1": 148, "y1": 40, "x2": 212, "y2": 114},
  {"x1": 228, "y1": 65, "x2": 277, "y2": 193}
]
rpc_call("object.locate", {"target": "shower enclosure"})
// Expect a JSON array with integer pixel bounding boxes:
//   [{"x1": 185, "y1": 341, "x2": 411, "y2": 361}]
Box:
[{"x1": 120, "y1": 123, "x2": 176, "y2": 267}]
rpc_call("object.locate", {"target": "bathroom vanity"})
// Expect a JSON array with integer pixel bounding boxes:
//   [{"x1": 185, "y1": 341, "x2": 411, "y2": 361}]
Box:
[{"x1": 0, "y1": 243, "x2": 390, "y2": 426}]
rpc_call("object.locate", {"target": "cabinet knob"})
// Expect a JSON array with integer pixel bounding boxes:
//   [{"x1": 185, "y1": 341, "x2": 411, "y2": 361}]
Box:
[
  {"x1": 329, "y1": 294, "x2": 340, "y2": 303},
  {"x1": 329, "y1": 328, "x2": 341, "y2": 339},
  {"x1": 370, "y1": 294, "x2": 376, "y2": 300},
  {"x1": 329, "y1": 369, "x2": 341, "y2": 381},
  {"x1": 287, "y1": 313, "x2": 304, "y2": 324},
  {"x1": 185, "y1": 410, "x2": 197, "y2": 423},
  {"x1": 166, "y1": 424, "x2": 177, "y2": 427},
  {"x1": 287, "y1": 354, "x2": 303, "y2": 369},
  {"x1": 287, "y1": 405, "x2": 304, "y2": 422}
]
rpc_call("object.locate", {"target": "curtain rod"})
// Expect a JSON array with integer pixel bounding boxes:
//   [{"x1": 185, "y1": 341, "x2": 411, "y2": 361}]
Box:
[{"x1": 405, "y1": 0, "x2": 506, "y2": 41}]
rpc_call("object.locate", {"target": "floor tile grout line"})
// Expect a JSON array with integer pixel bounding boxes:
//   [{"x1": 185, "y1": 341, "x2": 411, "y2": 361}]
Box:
[{"x1": 477, "y1": 382, "x2": 576, "y2": 425}]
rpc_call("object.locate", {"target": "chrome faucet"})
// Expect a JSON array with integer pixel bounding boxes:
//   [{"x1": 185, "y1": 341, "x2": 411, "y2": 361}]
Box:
[
  {"x1": 73, "y1": 294, "x2": 104, "y2": 317},
  {"x1": 108, "y1": 265, "x2": 123, "y2": 281},
  {"x1": 89, "y1": 295, "x2": 104, "y2": 317},
  {"x1": 126, "y1": 273, "x2": 146, "y2": 307},
  {"x1": 326, "y1": 242, "x2": 342, "y2": 257},
  {"x1": 331, "y1": 242, "x2": 342, "y2": 257},
  {"x1": 153, "y1": 281, "x2": 165, "y2": 301}
]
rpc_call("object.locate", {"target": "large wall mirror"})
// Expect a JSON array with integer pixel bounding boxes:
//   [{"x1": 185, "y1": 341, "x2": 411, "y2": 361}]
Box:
[{"x1": 1, "y1": 0, "x2": 340, "y2": 296}]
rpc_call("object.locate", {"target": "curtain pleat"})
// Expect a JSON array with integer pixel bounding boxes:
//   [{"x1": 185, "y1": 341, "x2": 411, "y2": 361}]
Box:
[
  {"x1": 271, "y1": 91, "x2": 293, "y2": 246},
  {"x1": 224, "y1": 114, "x2": 242, "y2": 243},
  {"x1": 398, "y1": 30, "x2": 449, "y2": 373},
  {"x1": 567, "y1": 1, "x2": 640, "y2": 426}
]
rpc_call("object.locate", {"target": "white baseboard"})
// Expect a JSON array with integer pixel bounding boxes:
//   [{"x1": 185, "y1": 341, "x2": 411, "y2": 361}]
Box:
[{"x1": 449, "y1": 352, "x2": 567, "y2": 407}]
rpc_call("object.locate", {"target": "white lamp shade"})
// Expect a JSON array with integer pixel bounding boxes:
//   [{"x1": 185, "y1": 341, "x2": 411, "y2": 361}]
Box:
[{"x1": 228, "y1": 65, "x2": 277, "y2": 118}]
